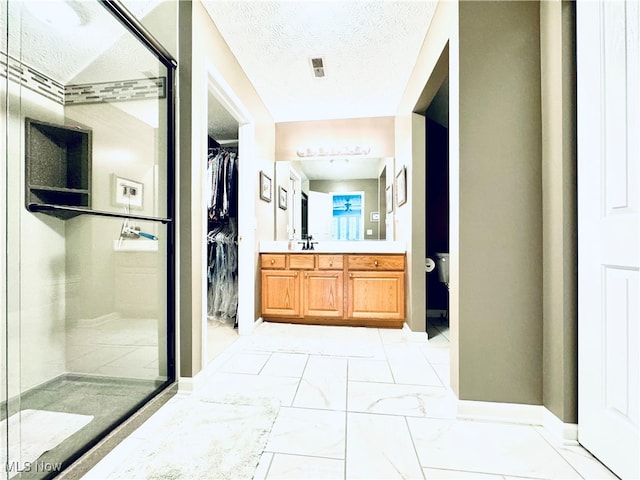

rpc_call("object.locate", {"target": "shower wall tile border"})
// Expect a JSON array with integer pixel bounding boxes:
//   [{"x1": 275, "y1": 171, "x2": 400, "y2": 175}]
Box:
[
  {"x1": 1, "y1": 54, "x2": 65, "y2": 104},
  {"x1": 1, "y1": 53, "x2": 166, "y2": 106},
  {"x1": 65, "y1": 77, "x2": 167, "y2": 105}
]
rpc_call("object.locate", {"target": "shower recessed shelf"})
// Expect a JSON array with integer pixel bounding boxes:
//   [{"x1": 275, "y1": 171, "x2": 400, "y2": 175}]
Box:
[{"x1": 25, "y1": 118, "x2": 92, "y2": 219}]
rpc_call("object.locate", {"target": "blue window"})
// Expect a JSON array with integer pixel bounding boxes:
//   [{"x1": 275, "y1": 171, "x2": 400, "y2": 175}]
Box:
[{"x1": 331, "y1": 192, "x2": 364, "y2": 240}]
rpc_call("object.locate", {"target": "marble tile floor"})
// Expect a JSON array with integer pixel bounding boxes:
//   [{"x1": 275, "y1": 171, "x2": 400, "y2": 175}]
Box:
[
  {"x1": 207, "y1": 318, "x2": 239, "y2": 364},
  {"x1": 83, "y1": 321, "x2": 617, "y2": 480}
]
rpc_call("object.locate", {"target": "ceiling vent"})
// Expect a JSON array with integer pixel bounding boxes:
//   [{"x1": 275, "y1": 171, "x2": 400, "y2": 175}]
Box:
[{"x1": 309, "y1": 57, "x2": 326, "y2": 78}]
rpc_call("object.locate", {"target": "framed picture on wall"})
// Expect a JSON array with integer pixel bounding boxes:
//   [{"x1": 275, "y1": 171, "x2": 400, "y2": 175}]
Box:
[
  {"x1": 386, "y1": 184, "x2": 393, "y2": 213},
  {"x1": 278, "y1": 186, "x2": 288, "y2": 210},
  {"x1": 396, "y1": 166, "x2": 407, "y2": 207},
  {"x1": 260, "y1": 171, "x2": 272, "y2": 202}
]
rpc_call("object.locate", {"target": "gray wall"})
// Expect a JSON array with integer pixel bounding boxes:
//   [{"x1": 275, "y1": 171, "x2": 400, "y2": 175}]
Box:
[
  {"x1": 541, "y1": 0, "x2": 577, "y2": 423},
  {"x1": 458, "y1": 1, "x2": 543, "y2": 404}
]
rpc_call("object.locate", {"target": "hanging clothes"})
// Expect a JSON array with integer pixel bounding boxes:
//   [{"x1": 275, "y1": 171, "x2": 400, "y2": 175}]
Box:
[
  {"x1": 207, "y1": 219, "x2": 238, "y2": 324},
  {"x1": 207, "y1": 148, "x2": 238, "y2": 223},
  {"x1": 206, "y1": 147, "x2": 239, "y2": 326}
]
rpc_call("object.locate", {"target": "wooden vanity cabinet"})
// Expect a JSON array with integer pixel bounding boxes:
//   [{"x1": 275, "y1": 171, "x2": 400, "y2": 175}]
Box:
[
  {"x1": 302, "y1": 255, "x2": 344, "y2": 319},
  {"x1": 260, "y1": 253, "x2": 405, "y2": 328},
  {"x1": 346, "y1": 254, "x2": 405, "y2": 326},
  {"x1": 261, "y1": 254, "x2": 301, "y2": 317}
]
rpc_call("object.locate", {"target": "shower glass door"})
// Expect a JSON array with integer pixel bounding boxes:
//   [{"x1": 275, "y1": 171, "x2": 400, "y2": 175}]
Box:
[
  {"x1": 1, "y1": 0, "x2": 9, "y2": 477},
  {"x1": 2, "y1": 1, "x2": 175, "y2": 477}
]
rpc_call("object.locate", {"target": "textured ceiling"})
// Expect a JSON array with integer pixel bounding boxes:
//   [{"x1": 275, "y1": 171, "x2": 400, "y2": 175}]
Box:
[
  {"x1": 202, "y1": 1, "x2": 437, "y2": 123},
  {"x1": 2, "y1": 1, "x2": 161, "y2": 85},
  {"x1": 208, "y1": 91, "x2": 239, "y2": 142}
]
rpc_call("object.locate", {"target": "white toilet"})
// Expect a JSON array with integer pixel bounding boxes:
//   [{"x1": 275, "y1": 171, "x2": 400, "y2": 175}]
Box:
[{"x1": 435, "y1": 252, "x2": 449, "y2": 289}]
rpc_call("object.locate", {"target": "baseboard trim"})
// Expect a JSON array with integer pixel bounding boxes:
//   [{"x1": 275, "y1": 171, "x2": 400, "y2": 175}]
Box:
[
  {"x1": 402, "y1": 323, "x2": 429, "y2": 342},
  {"x1": 252, "y1": 316, "x2": 264, "y2": 332},
  {"x1": 543, "y1": 407, "x2": 579, "y2": 446},
  {"x1": 457, "y1": 399, "x2": 544, "y2": 425},
  {"x1": 177, "y1": 370, "x2": 204, "y2": 394},
  {"x1": 457, "y1": 400, "x2": 579, "y2": 446}
]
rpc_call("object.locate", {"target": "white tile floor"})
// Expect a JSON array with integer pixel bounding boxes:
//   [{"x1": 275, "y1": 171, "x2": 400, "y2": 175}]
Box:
[
  {"x1": 66, "y1": 317, "x2": 160, "y2": 379},
  {"x1": 83, "y1": 321, "x2": 618, "y2": 480}
]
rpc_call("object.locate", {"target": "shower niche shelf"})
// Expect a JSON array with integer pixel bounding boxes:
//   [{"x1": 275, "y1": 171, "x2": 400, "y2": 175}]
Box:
[{"x1": 25, "y1": 118, "x2": 92, "y2": 219}]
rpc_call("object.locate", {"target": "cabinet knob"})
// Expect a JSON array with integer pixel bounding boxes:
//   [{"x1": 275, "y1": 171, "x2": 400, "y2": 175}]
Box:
[
  {"x1": 349, "y1": 273, "x2": 353, "y2": 278},
  {"x1": 329, "y1": 261, "x2": 333, "y2": 266},
  {"x1": 270, "y1": 259, "x2": 275, "y2": 265},
  {"x1": 305, "y1": 272, "x2": 308, "y2": 277},
  {"x1": 295, "y1": 272, "x2": 298, "y2": 277},
  {"x1": 374, "y1": 260, "x2": 379, "y2": 267}
]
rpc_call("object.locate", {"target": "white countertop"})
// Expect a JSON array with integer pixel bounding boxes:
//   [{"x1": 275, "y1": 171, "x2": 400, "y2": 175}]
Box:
[{"x1": 259, "y1": 240, "x2": 406, "y2": 254}]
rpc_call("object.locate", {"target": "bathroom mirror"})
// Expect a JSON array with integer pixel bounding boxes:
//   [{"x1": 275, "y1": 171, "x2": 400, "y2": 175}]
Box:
[{"x1": 276, "y1": 157, "x2": 393, "y2": 241}]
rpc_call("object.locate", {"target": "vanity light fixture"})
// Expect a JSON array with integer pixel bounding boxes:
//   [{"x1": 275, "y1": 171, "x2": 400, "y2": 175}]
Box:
[{"x1": 296, "y1": 145, "x2": 371, "y2": 157}]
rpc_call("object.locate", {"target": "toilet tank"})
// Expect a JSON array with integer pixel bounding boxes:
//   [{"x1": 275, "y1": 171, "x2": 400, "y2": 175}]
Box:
[{"x1": 435, "y1": 253, "x2": 449, "y2": 286}]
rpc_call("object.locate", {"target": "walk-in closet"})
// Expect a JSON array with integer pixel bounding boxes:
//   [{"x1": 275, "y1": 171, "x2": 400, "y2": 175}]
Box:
[
  {"x1": 206, "y1": 92, "x2": 240, "y2": 362},
  {"x1": 1, "y1": 2, "x2": 176, "y2": 476}
]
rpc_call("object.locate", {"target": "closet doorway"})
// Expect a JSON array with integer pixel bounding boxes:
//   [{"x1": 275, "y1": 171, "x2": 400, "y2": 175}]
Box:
[
  {"x1": 202, "y1": 65, "x2": 255, "y2": 365},
  {"x1": 205, "y1": 91, "x2": 239, "y2": 363}
]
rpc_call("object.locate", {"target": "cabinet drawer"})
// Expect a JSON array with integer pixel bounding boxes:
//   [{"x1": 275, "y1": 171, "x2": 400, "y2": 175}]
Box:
[
  {"x1": 261, "y1": 254, "x2": 286, "y2": 269},
  {"x1": 289, "y1": 254, "x2": 315, "y2": 269},
  {"x1": 347, "y1": 254, "x2": 405, "y2": 271},
  {"x1": 317, "y1": 255, "x2": 343, "y2": 270}
]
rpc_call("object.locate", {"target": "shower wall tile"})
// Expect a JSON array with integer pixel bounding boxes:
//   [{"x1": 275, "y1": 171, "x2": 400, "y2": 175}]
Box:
[
  {"x1": 0, "y1": 55, "x2": 166, "y2": 106},
  {"x1": 0, "y1": 55, "x2": 65, "y2": 104},
  {"x1": 65, "y1": 77, "x2": 167, "y2": 105}
]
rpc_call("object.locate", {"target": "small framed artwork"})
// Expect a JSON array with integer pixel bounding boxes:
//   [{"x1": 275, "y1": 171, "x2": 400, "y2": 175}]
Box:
[
  {"x1": 278, "y1": 186, "x2": 288, "y2": 210},
  {"x1": 370, "y1": 211, "x2": 380, "y2": 222},
  {"x1": 396, "y1": 166, "x2": 407, "y2": 207},
  {"x1": 113, "y1": 175, "x2": 143, "y2": 209},
  {"x1": 260, "y1": 171, "x2": 272, "y2": 202},
  {"x1": 386, "y1": 184, "x2": 393, "y2": 213}
]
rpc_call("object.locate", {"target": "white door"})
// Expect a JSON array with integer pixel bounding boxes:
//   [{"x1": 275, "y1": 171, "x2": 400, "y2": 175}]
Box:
[
  {"x1": 577, "y1": 1, "x2": 640, "y2": 478},
  {"x1": 308, "y1": 191, "x2": 332, "y2": 241}
]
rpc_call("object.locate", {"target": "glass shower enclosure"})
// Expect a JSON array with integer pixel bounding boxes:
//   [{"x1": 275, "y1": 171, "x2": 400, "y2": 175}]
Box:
[{"x1": 1, "y1": 1, "x2": 175, "y2": 477}]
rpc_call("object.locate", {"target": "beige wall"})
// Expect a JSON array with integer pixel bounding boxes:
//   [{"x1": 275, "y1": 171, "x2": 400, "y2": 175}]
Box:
[
  {"x1": 274, "y1": 161, "x2": 290, "y2": 240},
  {"x1": 540, "y1": 0, "x2": 577, "y2": 423},
  {"x1": 394, "y1": 114, "x2": 427, "y2": 332},
  {"x1": 178, "y1": 1, "x2": 275, "y2": 379},
  {"x1": 397, "y1": 0, "x2": 459, "y2": 370},
  {"x1": 274, "y1": 116, "x2": 395, "y2": 243},
  {"x1": 275, "y1": 117, "x2": 395, "y2": 160}
]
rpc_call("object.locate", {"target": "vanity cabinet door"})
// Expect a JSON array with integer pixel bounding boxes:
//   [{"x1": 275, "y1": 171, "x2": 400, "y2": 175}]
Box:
[
  {"x1": 302, "y1": 271, "x2": 344, "y2": 318},
  {"x1": 347, "y1": 271, "x2": 405, "y2": 321},
  {"x1": 261, "y1": 270, "x2": 301, "y2": 317}
]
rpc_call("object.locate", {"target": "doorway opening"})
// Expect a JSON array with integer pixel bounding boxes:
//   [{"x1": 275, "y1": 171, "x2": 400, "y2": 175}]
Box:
[
  {"x1": 425, "y1": 76, "x2": 450, "y2": 340},
  {"x1": 205, "y1": 90, "x2": 239, "y2": 364}
]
